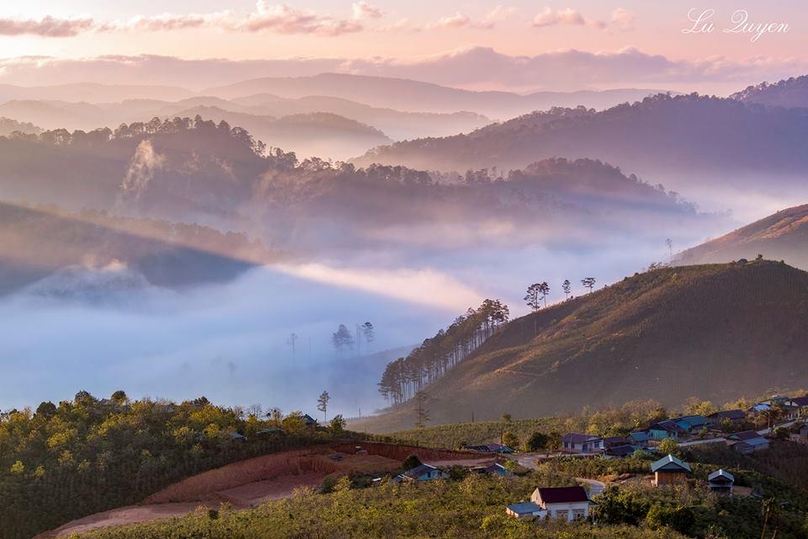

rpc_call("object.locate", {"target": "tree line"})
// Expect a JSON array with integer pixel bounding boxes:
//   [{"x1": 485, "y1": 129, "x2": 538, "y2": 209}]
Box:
[{"x1": 378, "y1": 299, "x2": 509, "y2": 406}]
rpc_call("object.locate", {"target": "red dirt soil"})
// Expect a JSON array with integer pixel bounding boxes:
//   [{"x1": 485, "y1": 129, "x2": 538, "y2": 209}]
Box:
[{"x1": 34, "y1": 442, "x2": 483, "y2": 538}]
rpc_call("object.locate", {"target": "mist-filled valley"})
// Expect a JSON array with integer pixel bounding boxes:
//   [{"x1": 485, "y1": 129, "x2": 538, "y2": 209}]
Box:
[{"x1": 1, "y1": 71, "x2": 808, "y2": 425}]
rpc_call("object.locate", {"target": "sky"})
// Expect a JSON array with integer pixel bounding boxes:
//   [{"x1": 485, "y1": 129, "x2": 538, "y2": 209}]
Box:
[{"x1": 0, "y1": 1, "x2": 805, "y2": 93}]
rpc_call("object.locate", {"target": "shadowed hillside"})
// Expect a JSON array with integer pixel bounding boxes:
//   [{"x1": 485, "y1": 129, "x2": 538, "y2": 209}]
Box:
[
  {"x1": 356, "y1": 261, "x2": 808, "y2": 432},
  {"x1": 0, "y1": 202, "x2": 277, "y2": 295},
  {"x1": 678, "y1": 204, "x2": 808, "y2": 270}
]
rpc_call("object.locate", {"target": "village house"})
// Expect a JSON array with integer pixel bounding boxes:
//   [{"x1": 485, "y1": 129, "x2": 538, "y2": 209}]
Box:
[
  {"x1": 561, "y1": 433, "x2": 604, "y2": 454},
  {"x1": 728, "y1": 431, "x2": 770, "y2": 454},
  {"x1": 799, "y1": 424, "x2": 808, "y2": 443},
  {"x1": 628, "y1": 431, "x2": 650, "y2": 448},
  {"x1": 647, "y1": 420, "x2": 684, "y2": 441},
  {"x1": 676, "y1": 415, "x2": 709, "y2": 434},
  {"x1": 708, "y1": 469, "x2": 735, "y2": 495},
  {"x1": 650, "y1": 454, "x2": 691, "y2": 486},
  {"x1": 707, "y1": 409, "x2": 747, "y2": 429},
  {"x1": 472, "y1": 462, "x2": 509, "y2": 476},
  {"x1": 529, "y1": 486, "x2": 594, "y2": 521},
  {"x1": 394, "y1": 463, "x2": 443, "y2": 482},
  {"x1": 506, "y1": 502, "x2": 544, "y2": 521},
  {"x1": 792, "y1": 396, "x2": 808, "y2": 417}
]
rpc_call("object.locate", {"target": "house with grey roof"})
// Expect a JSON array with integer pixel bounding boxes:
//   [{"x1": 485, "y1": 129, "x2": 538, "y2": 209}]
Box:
[
  {"x1": 708, "y1": 469, "x2": 734, "y2": 495},
  {"x1": 506, "y1": 502, "x2": 544, "y2": 521},
  {"x1": 561, "y1": 433, "x2": 604, "y2": 454},
  {"x1": 650, "y1": 454, "x2": 691, "y2": 486}
]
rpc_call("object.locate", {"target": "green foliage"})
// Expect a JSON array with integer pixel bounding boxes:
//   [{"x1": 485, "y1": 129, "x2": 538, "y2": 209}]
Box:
[
  {"x1": 0, "y1": 393, "x2": 343, "y2": 539},
  {"x1": 502, "y1": 431, "x2": 520, "y2": 450},
  {"x1": 594, "y1": 486, "x2": 651, "y2": 526},
  {"x1": 75, "y1": 472, "x2": 684, "y2": 539},
  {"x1": 659, "y1": 438, "x2": 682, "y2": 457},
  {"x1": 526, "y1": 431, "x2": 550, "y2": 452}
]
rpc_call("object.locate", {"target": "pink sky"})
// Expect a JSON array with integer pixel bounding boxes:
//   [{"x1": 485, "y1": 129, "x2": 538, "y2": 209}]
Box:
[{"x1": 0, "y1": 1, "x2": 805, "y2": 93}]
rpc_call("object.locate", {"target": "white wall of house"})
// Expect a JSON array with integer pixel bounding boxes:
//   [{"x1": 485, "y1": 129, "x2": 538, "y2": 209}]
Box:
[{"x1": 529, "y1": 493, "x2": 591, "y2": 521}]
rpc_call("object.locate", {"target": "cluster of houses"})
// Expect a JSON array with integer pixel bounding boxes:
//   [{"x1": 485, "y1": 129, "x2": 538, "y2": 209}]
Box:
[
  {"x1": 392, "y1": 461, "x2": 509, "y2": 483},
  {"x1": 560, "y1": 395, "x2": 808, "y2": 459},
  {"x1": 506, "y1": 453, "x2": 738, "y2": 523}
]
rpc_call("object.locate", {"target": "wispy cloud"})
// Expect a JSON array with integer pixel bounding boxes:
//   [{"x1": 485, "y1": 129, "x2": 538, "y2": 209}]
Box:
[
  {"x1": 244, "y1": 2, "x2": 362, "y2": 36},
  {"x1": 434, "y1": 12, "x2": 471, "y2": 30},
  {"x1": 352, "y1": 1, "x2": 383, "y2": 21},
  {"x1": 532, "y1": 8, "x2": 586, "y2": 28},
  {"x1": 0, "y1": 16, "x2": 94, "y2": 37},
  {"x1": 532, "y1": 7, "x2": 635, "y2": 32}
]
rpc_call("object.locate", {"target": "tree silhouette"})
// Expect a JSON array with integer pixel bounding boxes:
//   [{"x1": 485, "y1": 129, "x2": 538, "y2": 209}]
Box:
[
  {"x1": 524, "y1": 284, "x2": 541, "y2": 311},
  {"x1": 562, "y1": 279, "x2": 571, "y2": 300},
  {"x1": 581, "y1": 277, "x2": 597, "y2": 294},
  {"x1": 317, "y1": 391, "x2": 331, "y2": 422},
  {"x1": 538, "y1": 282, "x2": 550, "y2": 307},
  {"x1": 361, "y1": 322, "x2": 375, "y2": 349},
  {"x1": 331, "y1": 325, "x2": 354, "y2": 357}
]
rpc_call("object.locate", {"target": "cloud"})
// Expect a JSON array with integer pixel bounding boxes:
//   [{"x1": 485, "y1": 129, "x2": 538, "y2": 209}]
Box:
[
  {"x1": 532, "y1": 8, "x2": 585, "y2": 28},
  {"x1": 611, "y1": 8, "x2": 635, "y2": 31},
  {"x1": 434, "y1": 12, "x2": 471, "y2": 30},
  {"x1": 483, "y1": 6, "x2": 516, "y2": 26},
  {"x1": 352, "y1": 1, "x2": 383, "y2": 21},
  {"x1": 243, "y1": 2, "x2": 362, "y2": 36},
  {"x1": 0, "y1": 16, "x2": 94, "y2": 37},
  {"x1": 531, "y1": 7, "x2": 635, "y2": 32}
]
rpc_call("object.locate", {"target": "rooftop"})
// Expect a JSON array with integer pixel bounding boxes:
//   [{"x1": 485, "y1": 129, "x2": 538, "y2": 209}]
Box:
[
  {"x1": 536, "y1": 486, "x2": 591, "y2": 504},
  {"x1": 650, "y1": 454, "x2": 692, "y2": 474},
  {"x1": 507, "y1": 502, "x2": 542, "y2": 515},
  {"x1": 708, "y1": 469, "x2": 735, "y2": 482}
]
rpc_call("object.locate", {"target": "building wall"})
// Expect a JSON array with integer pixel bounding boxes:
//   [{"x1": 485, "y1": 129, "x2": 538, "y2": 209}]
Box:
[
  {"x1": 654, "y1": 471, "x2": 688, "y2": 486},
  {"x1": 546, "y1": 502, "x2": 590, "y2": 521}
]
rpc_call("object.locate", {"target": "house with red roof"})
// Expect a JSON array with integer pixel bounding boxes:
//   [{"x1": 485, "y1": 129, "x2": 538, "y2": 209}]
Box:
[{"x1": 529, "y1": 486, "x2": 594, "y2": 521}]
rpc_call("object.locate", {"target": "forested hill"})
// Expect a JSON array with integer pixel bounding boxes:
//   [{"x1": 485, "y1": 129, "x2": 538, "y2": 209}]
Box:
[
  {"x1": 0, "y1": 119, "x2": 719, "y2": 253},
  {"x1": 0, "y1": 202, "x2": 276, "y2": 295},
  {"x1": 0, "y1": 116, "x2": 40, "y2": 136},
  {"x1": 677, "y1": 204, "x2": 808, "y2": 270},
  {"x1": 731, "y1": 75, "x2": 808, "y2": 109},
  {"x1": 353, "y1": 94, "x2": 808, "y2": 176},
  {"x1": 358, "y1": 261, "x2": 808, "y2": 433}
]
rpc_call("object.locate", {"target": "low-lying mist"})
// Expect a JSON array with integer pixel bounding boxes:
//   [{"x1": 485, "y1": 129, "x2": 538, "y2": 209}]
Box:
[{"x1": 0, "y1": 222, "x2": 695, "y2": 420}]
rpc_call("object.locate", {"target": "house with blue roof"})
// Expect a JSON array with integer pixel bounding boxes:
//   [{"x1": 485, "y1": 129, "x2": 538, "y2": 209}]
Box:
[{"x1": 506, "y1": 502, "x2": 544, "y2": 521}]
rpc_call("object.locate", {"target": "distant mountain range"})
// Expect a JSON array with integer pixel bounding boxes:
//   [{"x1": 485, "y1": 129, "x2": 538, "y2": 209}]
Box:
[
  {"x1": 0, "y1": 83, "x2": 194, "y2": 103},
  {"x1": 731, "y1": 75, "x2": 808, "y2": 109},
  {"x1": 678, "y1": 204, "x2": 808, "y2": 270},
  {"x1": 205, "y1": 73, "x2": 668, "y2": 118},
  {"x1": 353, "y1": 94, "x2": 808, "y2": 180},
  {"x1": 358, "y1": 261, "x2": 808, "y2": 432}
]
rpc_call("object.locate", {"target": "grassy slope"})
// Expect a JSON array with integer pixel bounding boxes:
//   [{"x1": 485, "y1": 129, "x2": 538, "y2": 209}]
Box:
[
  {"x1": 357, "y1": 261, "x2": 808, "y2": 432},
  {"x1": 678, "y1": 204, "x2": 808, "y2": 270}
]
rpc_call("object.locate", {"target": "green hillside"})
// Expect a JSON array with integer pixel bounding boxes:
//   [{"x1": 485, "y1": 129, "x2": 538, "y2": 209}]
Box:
[{"x1": 357, "y1": 261, "x2": 808, "y2": 432}]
